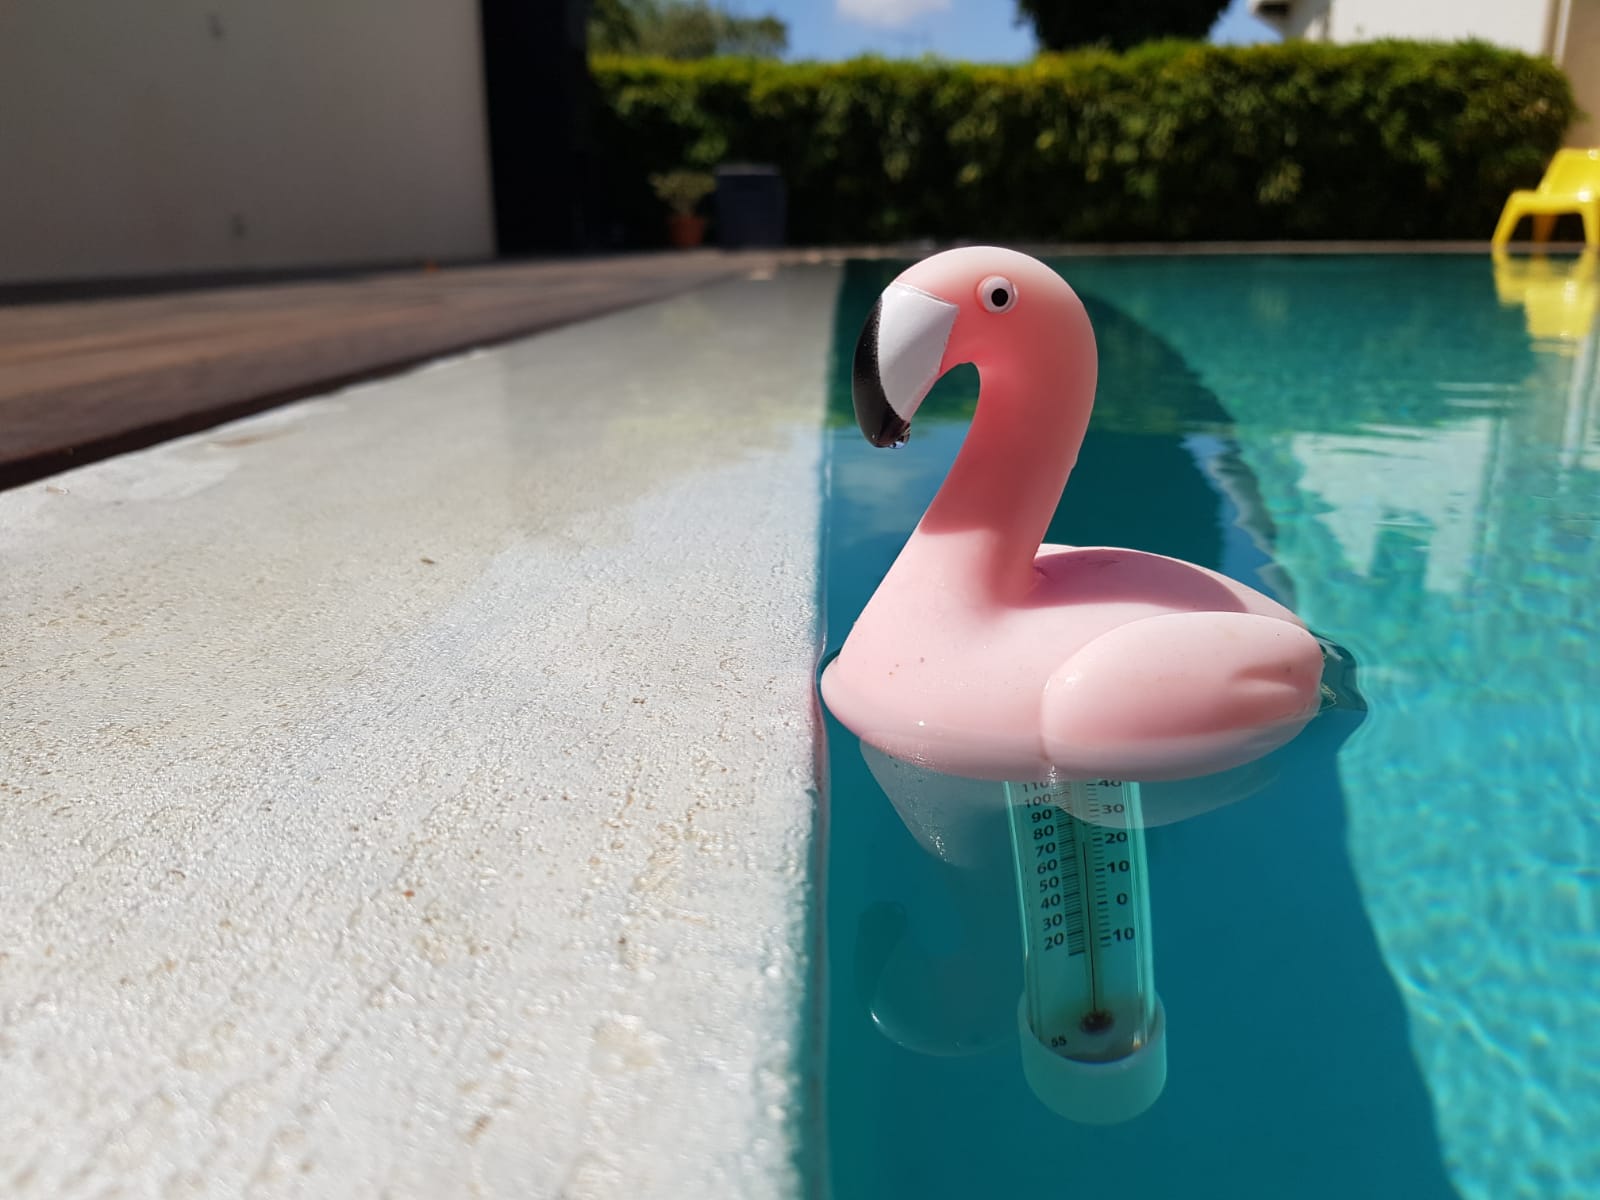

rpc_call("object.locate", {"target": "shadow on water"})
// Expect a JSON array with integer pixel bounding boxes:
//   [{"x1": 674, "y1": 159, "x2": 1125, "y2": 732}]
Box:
[{"x1": 816, "y1": 261, "x2": 1463, "y2": 1200}]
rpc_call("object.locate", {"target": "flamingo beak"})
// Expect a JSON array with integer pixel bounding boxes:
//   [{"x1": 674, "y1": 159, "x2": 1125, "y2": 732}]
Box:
[{"x1": 852, "y1": 283, "x2": 958, "y2": 447}]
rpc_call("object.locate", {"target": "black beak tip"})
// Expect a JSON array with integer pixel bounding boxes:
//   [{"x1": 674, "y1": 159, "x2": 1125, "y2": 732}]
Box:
[
  {"x1": 868, "y1": 413, "x2": 911, "y2": 448},
  {"x1": 851, "y1": 297, "x2": 911, "y2": 448}
]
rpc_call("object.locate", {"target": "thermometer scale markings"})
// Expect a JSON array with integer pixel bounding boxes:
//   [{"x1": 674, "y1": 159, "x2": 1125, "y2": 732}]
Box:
[
  {"x1": 1026, "y1": 785, "x2": 1087, "y2": 958},
  {"x1": 1010, "y1": 777, "x2": 1150, "y2": 1058}
]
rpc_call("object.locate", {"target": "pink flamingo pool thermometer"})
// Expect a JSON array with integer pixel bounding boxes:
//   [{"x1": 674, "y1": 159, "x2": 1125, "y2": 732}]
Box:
[{"x1": 821, "y1": 247, "x2": 1325, "y2": 1124}]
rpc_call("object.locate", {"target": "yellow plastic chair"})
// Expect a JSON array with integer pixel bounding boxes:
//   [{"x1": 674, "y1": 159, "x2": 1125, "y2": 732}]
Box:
[{"x1": 1492, "y1": 148, "x2": 1600, "y2": 249}]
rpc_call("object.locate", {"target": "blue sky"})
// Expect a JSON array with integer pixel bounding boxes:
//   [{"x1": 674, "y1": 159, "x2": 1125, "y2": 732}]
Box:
[{"x1": 721, "y1": 0, "x2": 1279, "y2": 60}]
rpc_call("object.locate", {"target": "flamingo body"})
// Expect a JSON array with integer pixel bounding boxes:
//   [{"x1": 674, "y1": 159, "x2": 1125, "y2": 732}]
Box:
[{"x1": 820, "y1": 248, "x2": 1322, "y2": 783}]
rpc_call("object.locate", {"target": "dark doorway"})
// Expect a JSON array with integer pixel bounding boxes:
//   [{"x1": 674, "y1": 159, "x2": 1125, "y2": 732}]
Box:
[{"x1": 479, "y1": 0, "x2": 592, "y2": 255}]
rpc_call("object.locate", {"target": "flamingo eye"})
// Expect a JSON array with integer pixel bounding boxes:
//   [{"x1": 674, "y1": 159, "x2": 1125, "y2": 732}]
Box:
[{"x1": 978, "y1": 275, "x2": 1016, "y2": 313}]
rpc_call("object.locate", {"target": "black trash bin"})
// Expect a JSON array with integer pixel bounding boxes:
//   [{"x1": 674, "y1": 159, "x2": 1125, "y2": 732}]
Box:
[{"x1": 714, "y1": 164, "x2": 787, "y2": 248}]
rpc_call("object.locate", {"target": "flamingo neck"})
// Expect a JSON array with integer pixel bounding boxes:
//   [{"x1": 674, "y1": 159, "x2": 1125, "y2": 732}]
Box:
[{"x1": 904, "y1": 355, "x2": 1090, "y2": 602}]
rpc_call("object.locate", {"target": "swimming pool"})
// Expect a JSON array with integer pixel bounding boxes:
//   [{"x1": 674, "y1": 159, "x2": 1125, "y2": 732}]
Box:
[{"x1": 817, "y1": 254, "x2": 1599, "y2": 1199}]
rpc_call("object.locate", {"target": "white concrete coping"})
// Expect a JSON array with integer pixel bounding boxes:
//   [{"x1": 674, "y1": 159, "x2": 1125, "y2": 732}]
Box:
[{"x1": 0, "y1": 266, "x2": 839, "y2": 1198}]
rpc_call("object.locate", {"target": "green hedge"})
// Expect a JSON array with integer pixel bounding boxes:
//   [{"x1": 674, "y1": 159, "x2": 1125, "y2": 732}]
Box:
[{"x1": 592, "y1": 41, "x2": 1576, "y2": 243}]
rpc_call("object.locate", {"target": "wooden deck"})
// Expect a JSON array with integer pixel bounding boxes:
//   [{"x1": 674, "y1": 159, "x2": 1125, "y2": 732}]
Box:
[{"x1": 0, "y1": 251, "x2": 785, "y2": 489}]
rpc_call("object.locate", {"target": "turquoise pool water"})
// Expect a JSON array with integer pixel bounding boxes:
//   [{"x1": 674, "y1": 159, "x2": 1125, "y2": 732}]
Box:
[{"x1": 817, "y1": 255, "x2": 1599, "y2": 1199}]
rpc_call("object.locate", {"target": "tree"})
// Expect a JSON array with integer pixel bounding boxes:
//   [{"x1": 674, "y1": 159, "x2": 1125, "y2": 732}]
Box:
[
  {"x1": 714, "y1": 13, "x2": 787, "y2": 58},
  {"x1": 1015, "y1": 0, "x2": 1229, "y2": 51},
  {"x1": 590, "y1": 0, "x2": 640, "y2": 53},
  {"x1": 590, "y1": 1, "x2": 788, "y2": 59}
]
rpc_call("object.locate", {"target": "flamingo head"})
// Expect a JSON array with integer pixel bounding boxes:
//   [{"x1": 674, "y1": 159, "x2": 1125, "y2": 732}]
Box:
[{"x1": 851, "y1": 246, "x2": 1094, "y2": 447}]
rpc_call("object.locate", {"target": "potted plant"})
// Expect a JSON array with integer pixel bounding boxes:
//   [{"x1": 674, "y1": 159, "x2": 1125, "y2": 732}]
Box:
[{"x1": 649, "y1": 169, "x2": 716, "y2": 247}]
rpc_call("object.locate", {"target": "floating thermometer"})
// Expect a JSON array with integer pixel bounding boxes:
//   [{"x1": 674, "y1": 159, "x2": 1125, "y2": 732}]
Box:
[{"x1": 1005, "y1": 778, "x2": 1166, "y2": 1124}]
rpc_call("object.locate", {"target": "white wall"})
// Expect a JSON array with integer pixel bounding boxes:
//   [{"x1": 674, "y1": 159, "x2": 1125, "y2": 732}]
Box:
[
  {"x1": 0, "y1": 1, "x2": 495, "y2": 285},
  {"x1": 1322, "y1": 0, "x2": 1554, "y2": 51},
  {"x1": 1562, "y1": 0, "x2": 1600, "y2": 145}
]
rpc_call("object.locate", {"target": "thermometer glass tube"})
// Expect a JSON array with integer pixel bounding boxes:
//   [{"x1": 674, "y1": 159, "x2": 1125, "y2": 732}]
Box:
[{"x1": 1006, "y1": 778, "x2": 1156, "y2": 1066}]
